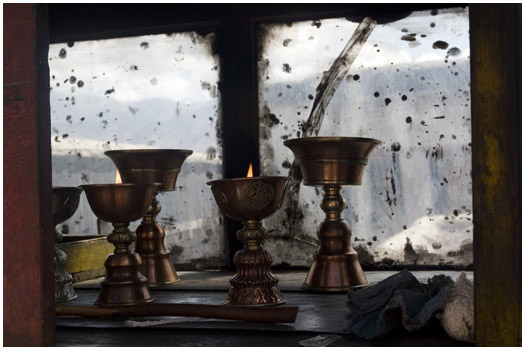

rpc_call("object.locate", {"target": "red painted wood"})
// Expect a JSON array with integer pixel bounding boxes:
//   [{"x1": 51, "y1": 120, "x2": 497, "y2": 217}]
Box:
[{"x1": 3, "y1": 4, "x2": 55, "y2": 346}]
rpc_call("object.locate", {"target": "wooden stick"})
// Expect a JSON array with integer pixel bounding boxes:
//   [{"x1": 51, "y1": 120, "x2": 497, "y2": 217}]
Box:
[{"x1": 56, "y1": 303, "x2": 299, "y2": 324}]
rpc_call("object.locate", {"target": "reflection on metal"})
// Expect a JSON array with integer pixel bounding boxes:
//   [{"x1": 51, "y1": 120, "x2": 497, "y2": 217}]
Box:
[
  {"x1": 80, "y1": 183, "x2": 157, "y2": 307},
  {"x1": 208, "y1": 177, "x2": 288, "y2": 305},
  {"x1": 259, "y1": 8, "x2": 472, "y2": 268},
  {"x1": 285, "y1": 137, "x2": 380, "y2": 291},
  {"x1": 53, "y1": 187, "x2": 83, "y2": 302},
  {"x1": 105, "y1": 149, "x2": 193, "y2": 286}
]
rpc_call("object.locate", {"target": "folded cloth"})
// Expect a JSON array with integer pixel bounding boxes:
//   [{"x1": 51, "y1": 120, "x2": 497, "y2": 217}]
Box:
[
  {"x1": 438, "y1": 272, "x2": 474, "y2": 343},
  {"x1": 346, "y1": 269, "x2": 454, "y2": 339}
]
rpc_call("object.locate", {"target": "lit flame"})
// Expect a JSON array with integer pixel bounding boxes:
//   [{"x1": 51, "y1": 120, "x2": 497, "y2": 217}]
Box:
[
  {"x1": 115, "y1": 169, "x2": 122, "y2": 184},
  {"x1": 246, "y1": 163, "x2": 253, "y2": 178}
]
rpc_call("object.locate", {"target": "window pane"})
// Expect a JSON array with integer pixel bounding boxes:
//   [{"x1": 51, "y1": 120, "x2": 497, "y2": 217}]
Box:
[
  {"x1": 49, "y1": 32, "x2": 226, "y2": 269},
  {"x1": 258, "y1": 7, "x2": 472, "y2": 268}
]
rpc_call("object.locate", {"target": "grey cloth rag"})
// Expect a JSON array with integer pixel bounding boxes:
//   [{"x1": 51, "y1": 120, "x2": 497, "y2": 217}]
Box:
[{"x1": 346, "y1": 269, "x2": 454, "y2": 339}]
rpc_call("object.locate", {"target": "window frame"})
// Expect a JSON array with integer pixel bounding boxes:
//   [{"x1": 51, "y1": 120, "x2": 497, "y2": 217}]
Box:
[
  {"x1": 40, "y1": 4, "x2": 522, "y2": 346},
  {"x1": 49, "y1": 3, "x2": 464, "y2": 266}
]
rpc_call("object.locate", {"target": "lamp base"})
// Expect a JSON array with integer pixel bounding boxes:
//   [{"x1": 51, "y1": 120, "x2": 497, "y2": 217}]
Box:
[
  {"x1": 135, "y1": 195, "x2": 180, "y2": 286},
  {"x1": 224, "y1": 220, "x2": 285, "y2": 306},
  {"x1": 302, "y1": 186, "x2": 369, "y2": 292},
  {"x1": 303, "y1": 252, "x2": 368, "y2": 292},
  {"x1": 139, "y1": 251, "x2": 181, "y2": 287},
  {"x1": 95, "y1": 252, "x2": 154, "y2": 307}
]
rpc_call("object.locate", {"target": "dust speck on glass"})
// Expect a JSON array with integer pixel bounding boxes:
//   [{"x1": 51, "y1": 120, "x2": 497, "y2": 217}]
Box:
[
  {"x1": 258, "y1": 7, "x2": 472, "y2": 268},
  {"x1": 49, "y1": 32, "x2": 226, "y2": 269}
]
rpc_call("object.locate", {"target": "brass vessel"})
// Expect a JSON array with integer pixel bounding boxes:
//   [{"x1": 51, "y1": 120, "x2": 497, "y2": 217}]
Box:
[
  {"x1": 105, "y1": 149, "x2": 192, "y2": 286},
  {"x1": 208, "y1": 176, "x2": 288, "y2": 306},
  {"x1": 80, "y1": 183, "x2": 158, "y2": 307},
  {"x1": 52, "y1": 187, "x2": 83, "y2": 302},
  {"x1": 284, "y1": 137, "x2": 381, "y2": 291}
]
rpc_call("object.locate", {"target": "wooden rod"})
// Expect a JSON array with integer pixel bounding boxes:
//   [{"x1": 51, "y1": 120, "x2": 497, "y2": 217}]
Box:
[{"x1": 56, "y1": 303, "x2": 299, "y2": 324}]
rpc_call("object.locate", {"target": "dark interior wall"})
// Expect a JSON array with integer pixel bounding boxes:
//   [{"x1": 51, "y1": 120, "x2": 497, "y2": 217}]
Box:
[
  {"x1": 3, "y1": 4, "x2": 55, "y2": 346},
  {"x1": 47, "y1": 4, "x2": 453, "y2": 43}
]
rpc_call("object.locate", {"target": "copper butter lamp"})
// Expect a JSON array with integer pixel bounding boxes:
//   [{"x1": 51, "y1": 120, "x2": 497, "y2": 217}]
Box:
[
  {"x1": 80, "y1": 183, "x2": 158, "y2": 307},
  {"x1": 52, "y1": 186, "x2": 83, "y2": 302},
  {"x1": 104, "y1": 149, "x2": 192, "y2": 286},
  {"x1": 284, "y1": 137, "x2": 381, "y2": 291},
  {"x1": 207, "y1": 169, "x2": 288, "y2": 306}
]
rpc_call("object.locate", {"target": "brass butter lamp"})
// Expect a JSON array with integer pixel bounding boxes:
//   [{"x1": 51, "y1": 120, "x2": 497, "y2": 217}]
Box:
[
  {"x1": 52, "y1": 186, "x2": 83, "y2": 302},
  {"x1": 104, "y1": 149, "x2": 192, "y2": 286},
  {"x1": 284, "y1": 137, "x2": 381, "y2": 291},
  {"x1": 207, "y1": 170, "x2": 288, "y2": 306},
  {"x1": 80, "y1": 183, "x2": 158, "y2": 307}
]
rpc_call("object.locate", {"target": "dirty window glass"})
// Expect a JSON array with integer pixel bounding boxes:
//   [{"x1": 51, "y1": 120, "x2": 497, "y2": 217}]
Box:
[
  {"x1": 49, "y1": 32, "x2": 226, "y2": 269},
  {"x1": 258, "y1": 7, "x2": 472, "y2": 268}
]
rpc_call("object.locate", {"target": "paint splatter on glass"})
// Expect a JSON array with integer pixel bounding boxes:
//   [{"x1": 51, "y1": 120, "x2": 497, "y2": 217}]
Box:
[
  {"x1": 49, "y1": 32, "x2": 226, "y2": 269},
  {"x1": 258, "y1": 7, "x2": 472, "y2": 267}
]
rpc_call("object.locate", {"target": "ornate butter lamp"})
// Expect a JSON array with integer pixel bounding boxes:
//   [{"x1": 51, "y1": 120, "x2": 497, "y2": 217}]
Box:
[
  {"x1": 80, "y1": 183, "x2": 158, "y2": 307},
  {"x1": 284, "y1": 137, "x2": 381, "y2": 291},
  {"x1": 52, "y1": 186, "x2": 83, "y2": 302},
  {"x1": 104, "y1": 149, "x2": 192, "y2": 286},
  {"x1": 207, "y1": 165, "x2": 288, "y2": 306}
]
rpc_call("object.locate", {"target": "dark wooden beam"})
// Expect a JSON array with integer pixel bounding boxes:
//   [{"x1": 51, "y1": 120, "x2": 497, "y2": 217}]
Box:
[
  {"x1": 3, "y1": 3, "x2": 55, "y2": 346},
  {"x1": 48, "y1": 4, "x2": 463, "y2": 43},
  {"x1": 218, "y1": 11, "x2": 260, "y2": 266},
  {"x1": 470, "y1": 3, "x2": 522, "y2": 346}
]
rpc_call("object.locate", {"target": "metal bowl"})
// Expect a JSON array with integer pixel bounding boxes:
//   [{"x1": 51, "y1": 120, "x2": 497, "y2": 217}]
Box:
[
  {"x1": 105, "y1": 149, "x2": 193, "y2": 192},
  {"x1": 207, "y1": 176, "x2": 288, "y2": 221},
  {"x1": 284, "y1": 137, "x2": 381, "y2": 186},
  {"x1": 80, "y1": 183, "x2": 158, "y2": 223},
  {"x1": 52, "y1": 187, "x2": 83, "y2": 226}
]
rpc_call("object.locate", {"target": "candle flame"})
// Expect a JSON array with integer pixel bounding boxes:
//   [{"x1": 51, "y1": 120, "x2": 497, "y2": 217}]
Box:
[
  {"x1": 247, "y1": 164, "x2": 253, "y2": 178},
  {"x1": 115, "y1": 169, "x2": 122, "y2": 184}
]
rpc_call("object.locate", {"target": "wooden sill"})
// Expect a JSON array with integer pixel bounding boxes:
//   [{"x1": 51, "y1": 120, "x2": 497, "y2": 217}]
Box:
[{"x1": 56, "y1": 270, "x2": 473, "y2": 346}]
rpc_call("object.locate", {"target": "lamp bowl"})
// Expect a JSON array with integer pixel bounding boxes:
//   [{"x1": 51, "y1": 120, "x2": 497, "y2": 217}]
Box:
[
  {"x1": 105, "y1": 149, "x2": 193, "y2": 192},
  {"x1": 52, "y1": 187, "x2": 83, "y2": 226},
  {"x1": 284, "y1": 137, "x2": 381, "y2": 186},
  {"x1": 80, "y1": 183, "x2": 158, "y2": 224},
  {"x1": 207, "y1": 176, "x2": 288, "y2": 221}
]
